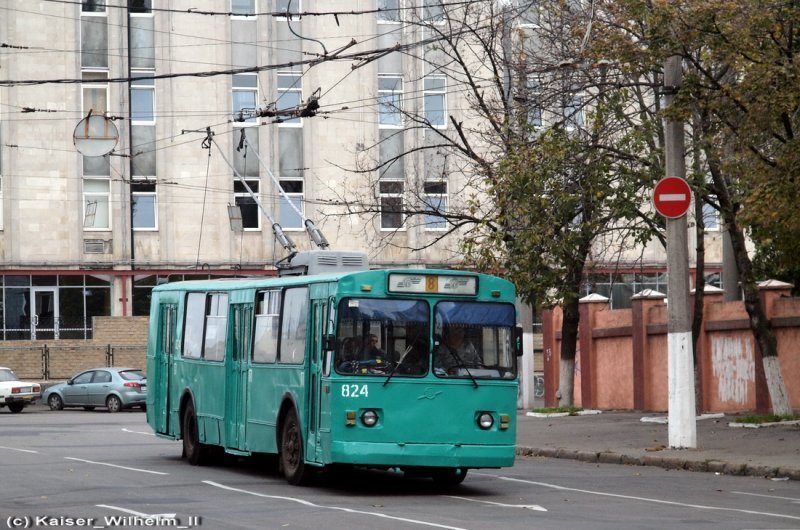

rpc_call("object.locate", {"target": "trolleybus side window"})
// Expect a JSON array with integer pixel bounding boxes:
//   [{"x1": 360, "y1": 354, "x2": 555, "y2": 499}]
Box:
[
  {"x1": 278, "y1": 287, "x2": 308, "y2": 364},
  {"x1": 182, "y1": 292, "x2": 229, "y2": 361},
  {"x1": 253, "y1": 289, "x2": 281, "y2": 363}
]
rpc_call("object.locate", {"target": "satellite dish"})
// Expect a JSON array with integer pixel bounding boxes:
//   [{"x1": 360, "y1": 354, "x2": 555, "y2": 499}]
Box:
[{"x1": 73, "y1": 114, "x2": 118, "y2": 157}]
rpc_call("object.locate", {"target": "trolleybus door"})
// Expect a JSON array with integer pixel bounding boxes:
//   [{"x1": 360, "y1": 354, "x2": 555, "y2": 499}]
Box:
[
  {"x1": 226, "y1": 303, "x2": 251, "y2": 451},
  {"x1": 152, "y1": 304, "x2": 176, "y2": 435},
  {"x1": 307, "y1": 299, "x2": 326, "y2": 462}
]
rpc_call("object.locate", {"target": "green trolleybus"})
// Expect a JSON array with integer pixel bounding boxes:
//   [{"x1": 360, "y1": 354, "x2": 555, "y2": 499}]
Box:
[{"x1": 146, "y1": 267, "x2": 521, "y2": 485}]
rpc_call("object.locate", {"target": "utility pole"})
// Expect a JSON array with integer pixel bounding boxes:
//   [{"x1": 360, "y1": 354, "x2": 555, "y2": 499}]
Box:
[{"x1": 663, "y1": 55, "x2": 696, "y2": 449}]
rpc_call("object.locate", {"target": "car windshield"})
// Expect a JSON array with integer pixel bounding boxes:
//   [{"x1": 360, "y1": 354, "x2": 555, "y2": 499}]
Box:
[
  {"x1": 0, "y1": 368, "x2": 19, "y2": 382},
  {"x1": 335, "y1": 298, "x2": 429, "y2": 376},
  {"x1": 119, "y1": 370, "x2": 145, "y2": 381},
  {"x1": 433, "y1": 301, "x2": 516, "y2": 379}
]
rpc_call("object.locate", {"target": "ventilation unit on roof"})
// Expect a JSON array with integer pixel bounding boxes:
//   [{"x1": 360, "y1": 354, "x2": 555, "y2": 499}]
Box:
[{"x1": 277, "y1": 250, "x2": 369, "y2": 277}]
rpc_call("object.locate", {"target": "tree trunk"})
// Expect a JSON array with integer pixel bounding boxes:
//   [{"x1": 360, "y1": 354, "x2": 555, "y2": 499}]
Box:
[
  {"x1": 728, "y1": 223, "x2": 793, "y2": 415},
  {"x1": 557, "y1": 297, "x2": 580, "y2": 407}
]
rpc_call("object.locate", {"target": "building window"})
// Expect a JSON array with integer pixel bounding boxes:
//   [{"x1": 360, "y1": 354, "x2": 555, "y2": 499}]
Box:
[
  {"x1": 234, "y1": 179, "x2": 261, "y2": 230},
  {"x1": 378, "y1": 74, "x2": 403, "y2": 127},
  {"x1": 129, "y1": 0, "x2": 153, "y2": 15},
  {"x1": 277, "y1": 72, "x2": 302, "y2": 126},
  {"x1": 82, "y1": 75, "x2": 109, "y2": 116},
  {"x1": 424, "y1": 75, "x2": 446, "y2": 127},
  {"x1": 83, "y1": 178, "x2": 111, "y2": 230},
  {"x1": 517, "y1": 0, "x2": 540, "y2": 26},
  {"x1": 232, "y1": 0, "x2": 255, "y2": 16},
  {"x1": 132, "y1": 178, "x2": 157, "y2": 230},
  {"x1": 276, "y1": 0, "x2": 300, "y2": 19},
  {"x1": 379, "y1": 181, "x2": 404, "y2": 230},
  {"x1": 526, "y1": 76, "x2": 542, "y2": 128},
  {"x1": 131, "y1": 73, "x2": 155, "y2": 123},
  {"x1": 703, "y1": 201, "x2": 720, "y2": 231},
  {"x1": 423, "y1": 0, "x2": 444, "y2": 23},
  {"x1": 564, "y1": 92, "x2": 584, "y2": 130},
  {"x1": 82, "y1": 0, "x2": 106, "y2": 14},
  {"x1": 232, "y1": 73, "x2": 258, "y2": 124},
  {"x1": 279, "y1": 180, "x2": 304, "y2": 230},
  {"x1": 378, "y1": 0, "x2": 401, "y2": 23},
  {"x1": 423, "y1": 181, "x2": 447, "y2": 230}
]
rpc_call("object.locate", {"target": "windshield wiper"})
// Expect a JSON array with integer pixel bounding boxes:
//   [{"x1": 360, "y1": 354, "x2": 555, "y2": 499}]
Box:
[
  {"x1": 382, "y1": 344, "x2": 413, "y2": 387},
  {"x1": 441, "y1": 348, "x2": 479, "y2": 388}
]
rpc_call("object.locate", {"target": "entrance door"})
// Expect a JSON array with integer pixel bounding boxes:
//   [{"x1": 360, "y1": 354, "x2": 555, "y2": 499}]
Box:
[
  {"x1": 306, "y1": 299, "x2": 327, "y2": 462},
  {"x1": 226, "y1": 303, "x2": 251, "y2": 451},
  {"x1": 31, "y1": 288, "x2": 59, "y2": 340},
  {"x1": 152, "y1": 304, "x2": 176, "y2": 435}
]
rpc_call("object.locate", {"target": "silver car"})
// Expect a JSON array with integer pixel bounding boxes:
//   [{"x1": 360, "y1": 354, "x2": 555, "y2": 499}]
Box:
[{"x1": 42, "y1": 368, "x2": 147, "y2": 413}]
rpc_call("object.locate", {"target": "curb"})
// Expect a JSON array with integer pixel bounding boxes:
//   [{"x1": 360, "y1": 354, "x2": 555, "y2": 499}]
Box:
[{"x1": 515, "y1": 446, "x2": 800, "y2": 481}]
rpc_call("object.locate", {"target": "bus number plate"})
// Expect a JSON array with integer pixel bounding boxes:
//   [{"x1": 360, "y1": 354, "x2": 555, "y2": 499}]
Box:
[{"x1": 341, "y1": 384, "x2": 368, "y2": 398}]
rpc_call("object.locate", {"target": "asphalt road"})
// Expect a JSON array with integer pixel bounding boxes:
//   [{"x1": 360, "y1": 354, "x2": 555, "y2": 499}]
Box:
[{"x1": 1, "y1": 405, "x2": 799, "y2": 530}]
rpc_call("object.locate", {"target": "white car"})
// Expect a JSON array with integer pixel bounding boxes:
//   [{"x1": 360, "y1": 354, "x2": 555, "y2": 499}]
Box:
[{"x1": 0, "y1": 367, "x2": 41, "y2": 413}]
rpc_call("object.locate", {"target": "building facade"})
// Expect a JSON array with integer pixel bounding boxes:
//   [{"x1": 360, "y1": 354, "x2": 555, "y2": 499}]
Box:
[{"x1": 0, "y1": 1, "x2": 725, "y2": 342}]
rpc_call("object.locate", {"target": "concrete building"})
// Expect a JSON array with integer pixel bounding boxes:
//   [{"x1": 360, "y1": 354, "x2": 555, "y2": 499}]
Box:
[{"x1": 0, "y1": 0, "x2": 725, "y2": 343}]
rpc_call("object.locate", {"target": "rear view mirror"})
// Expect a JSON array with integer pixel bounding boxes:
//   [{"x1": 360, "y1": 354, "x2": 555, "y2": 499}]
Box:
[{"x1": 514, "y1": 325, "x2": 524, "y2": 357}]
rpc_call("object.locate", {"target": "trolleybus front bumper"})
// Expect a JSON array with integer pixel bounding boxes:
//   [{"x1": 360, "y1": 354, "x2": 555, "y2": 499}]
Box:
[{"x1": 330, "y1": 441, "x2": 515, "y2": 468}]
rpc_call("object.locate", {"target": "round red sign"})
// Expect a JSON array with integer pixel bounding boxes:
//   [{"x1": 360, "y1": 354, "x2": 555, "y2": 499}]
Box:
[{"x1": 653, "y1": 177, "x2": 692, "y2": 218}]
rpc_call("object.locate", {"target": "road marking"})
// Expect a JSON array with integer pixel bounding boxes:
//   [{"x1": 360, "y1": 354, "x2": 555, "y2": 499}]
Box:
[
  {"x1": 0, "y1": 445, "x2": 39, "y2": 454},
  {"x1": 65, "y1": 457, "x2": 169, "y2": 475},
  {"x1": 446, "y1": 495, "x2": 546, "y2": 511},
  {"x1": 97, "y1": 505, "x2": 176, "y2": 518},
  {"x1": 483, "y1": 475, "x2": 800, "y2": 522},
  {"x1": 732, "y1": 491, "x2": 800, "y2": 504},
  {"x1": 203, "y1": 480, "x2": 467, "y2": 530},
  {"x1": 122, "y1": 427, "x2": 156, "y2": 436}
]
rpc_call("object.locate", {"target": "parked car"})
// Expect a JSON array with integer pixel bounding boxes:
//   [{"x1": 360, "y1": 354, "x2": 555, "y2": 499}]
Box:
[
  {"x1": 0, "y1": 367, "x2": 41, "y2": 413},
  {"x1": 42, "y1": 368, "x2": 146, "y2": 413}
]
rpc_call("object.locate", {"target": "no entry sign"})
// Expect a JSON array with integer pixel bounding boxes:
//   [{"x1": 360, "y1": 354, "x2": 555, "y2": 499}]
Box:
[{"x1": 653, "y1": 177, "x2": 692, "y2": 218}]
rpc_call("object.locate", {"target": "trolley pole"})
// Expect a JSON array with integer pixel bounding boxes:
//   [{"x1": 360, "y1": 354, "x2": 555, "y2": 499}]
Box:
[{"x1": 663, "y1": 55, "x2": 696, "y2": 448}]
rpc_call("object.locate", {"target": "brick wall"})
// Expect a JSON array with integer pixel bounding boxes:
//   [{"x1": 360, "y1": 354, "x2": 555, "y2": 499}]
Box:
[{"x1": 0, "y1": 317, "x2": 149, "y2": 381}]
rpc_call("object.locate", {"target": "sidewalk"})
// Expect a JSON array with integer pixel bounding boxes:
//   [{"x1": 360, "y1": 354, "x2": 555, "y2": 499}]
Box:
[{"x1": 515, "y1": 410, "x2": 800, "y2": 480}]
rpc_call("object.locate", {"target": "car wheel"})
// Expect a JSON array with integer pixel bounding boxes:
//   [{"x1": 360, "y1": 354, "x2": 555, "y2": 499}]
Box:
[
  {"x1": 83, "y1": 406, "x2": 95, "y2": 411},
  {"x1": 106, "y1": 395, "x2": 122, "y2": 413},
  {"x1": 8, "y1": 402, "x2": 24, "y2": 413},
  {"x1": 182, "y1": 401, "x2": 211, "y2": 466},
  {"x1": 280, "y1": 408, "x2": 312, "y2": 485},
  {"x1": 48, "y1": 394, "x2": 64, "y2": 411}
]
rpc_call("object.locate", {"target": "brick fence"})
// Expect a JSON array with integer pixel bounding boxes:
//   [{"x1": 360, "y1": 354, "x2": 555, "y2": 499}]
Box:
[
  {"x1": 542, "y1": 280, "x2": 800, "y2": 413},
  {"x1": 0, "y1": 316, "x2": 148, "y2": 381}
]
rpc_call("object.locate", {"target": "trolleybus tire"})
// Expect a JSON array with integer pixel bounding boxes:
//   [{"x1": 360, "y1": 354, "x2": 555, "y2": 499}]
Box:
[
  {"x1": 182, "y1": 402, "x2": 212, "y2": 466},
  {"x1": 431, "y1": 467, "x2": 468, "y2": 485},
  {"x1": 280, "y1": 408, "x2": 312, "y2": 485}
]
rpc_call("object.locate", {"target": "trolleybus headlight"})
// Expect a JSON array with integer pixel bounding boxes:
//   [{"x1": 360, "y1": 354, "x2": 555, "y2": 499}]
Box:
[
  {"x1": 477, "y1": 412, "x2": 494, "y2": 430},
  {"x1": 361, "y1": 410, "x2": 379, "y2": 427}
]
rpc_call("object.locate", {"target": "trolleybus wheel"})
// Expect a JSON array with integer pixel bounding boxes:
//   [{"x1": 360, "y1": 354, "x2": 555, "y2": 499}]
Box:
[
  {"x1": 182, "y1": 402, "x2": 211, "y2": 466},
  {"x1": 431, "y1": 467, "x2": 468, "y2": 486},
  {"x1": 280, "y1": 408, "x2": 311, "y2": 485}
]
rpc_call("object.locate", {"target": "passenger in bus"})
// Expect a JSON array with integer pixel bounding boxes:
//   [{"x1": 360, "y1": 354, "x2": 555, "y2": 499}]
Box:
[
  {"x1": 360, "y1": 334, "x2": 386, "y2": 361},
  {"x1": 434, "y1": 326, "x2": 482, "y2": 374}
]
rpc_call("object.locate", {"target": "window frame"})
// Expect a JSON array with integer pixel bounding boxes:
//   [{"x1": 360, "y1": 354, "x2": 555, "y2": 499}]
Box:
[
  {"x1": 231, "y1": 0, "x2": 256, "y2": 17},
  {"x1": 278, "y1": 179, "x2": 304, "y2": 231},
  {"x1": 276, "y1": 0, "x2": 301, "y2": 20},
  {"x1": 232, "y1": 73, "x2": 259, "y2": 126},
  {"x1": 422, "y1": 180, "x2": 448, "y2": 231},
  {"x1": 82, "y1": 177, "x2": 112, "y2": 231},
  {"x1": 234, "y1": 178, "x2": 262, "y2": 231},
  {"x1": 129, "y1": 0, "x2": 154, "y2": 16},
  {"x1": 81, "y1": 1, "x2": 107, "y2": 15},
  {"x1": 378, "y1": 74, "x2": 404, "y2": 129},
  {"x1": 130, "y1": 72, "x2": 155, "y2": 124},
  {"x1": 379, "y1": 180, "x2": 405, "y2": 231},
  {"x1": 277, "y1": 72, "x2": 303, "y2": 127},
  {"x1": 422, "y1": 0, "x2": 445, "y2": 24},
  {"x1": 132, "y1": 177, "x2": 158, "y2": 231},
  {"x1": 377, "y1": 0, "x2": 401, "y2": 23},
  {"x1": 423, "y1": 75, "x2": 447, "y2": 128}
]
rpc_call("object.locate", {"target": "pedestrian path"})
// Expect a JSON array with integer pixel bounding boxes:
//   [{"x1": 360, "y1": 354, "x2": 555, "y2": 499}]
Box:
[{"x1": 515, "y1": 410, "x2": 800, "y2": 480}]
